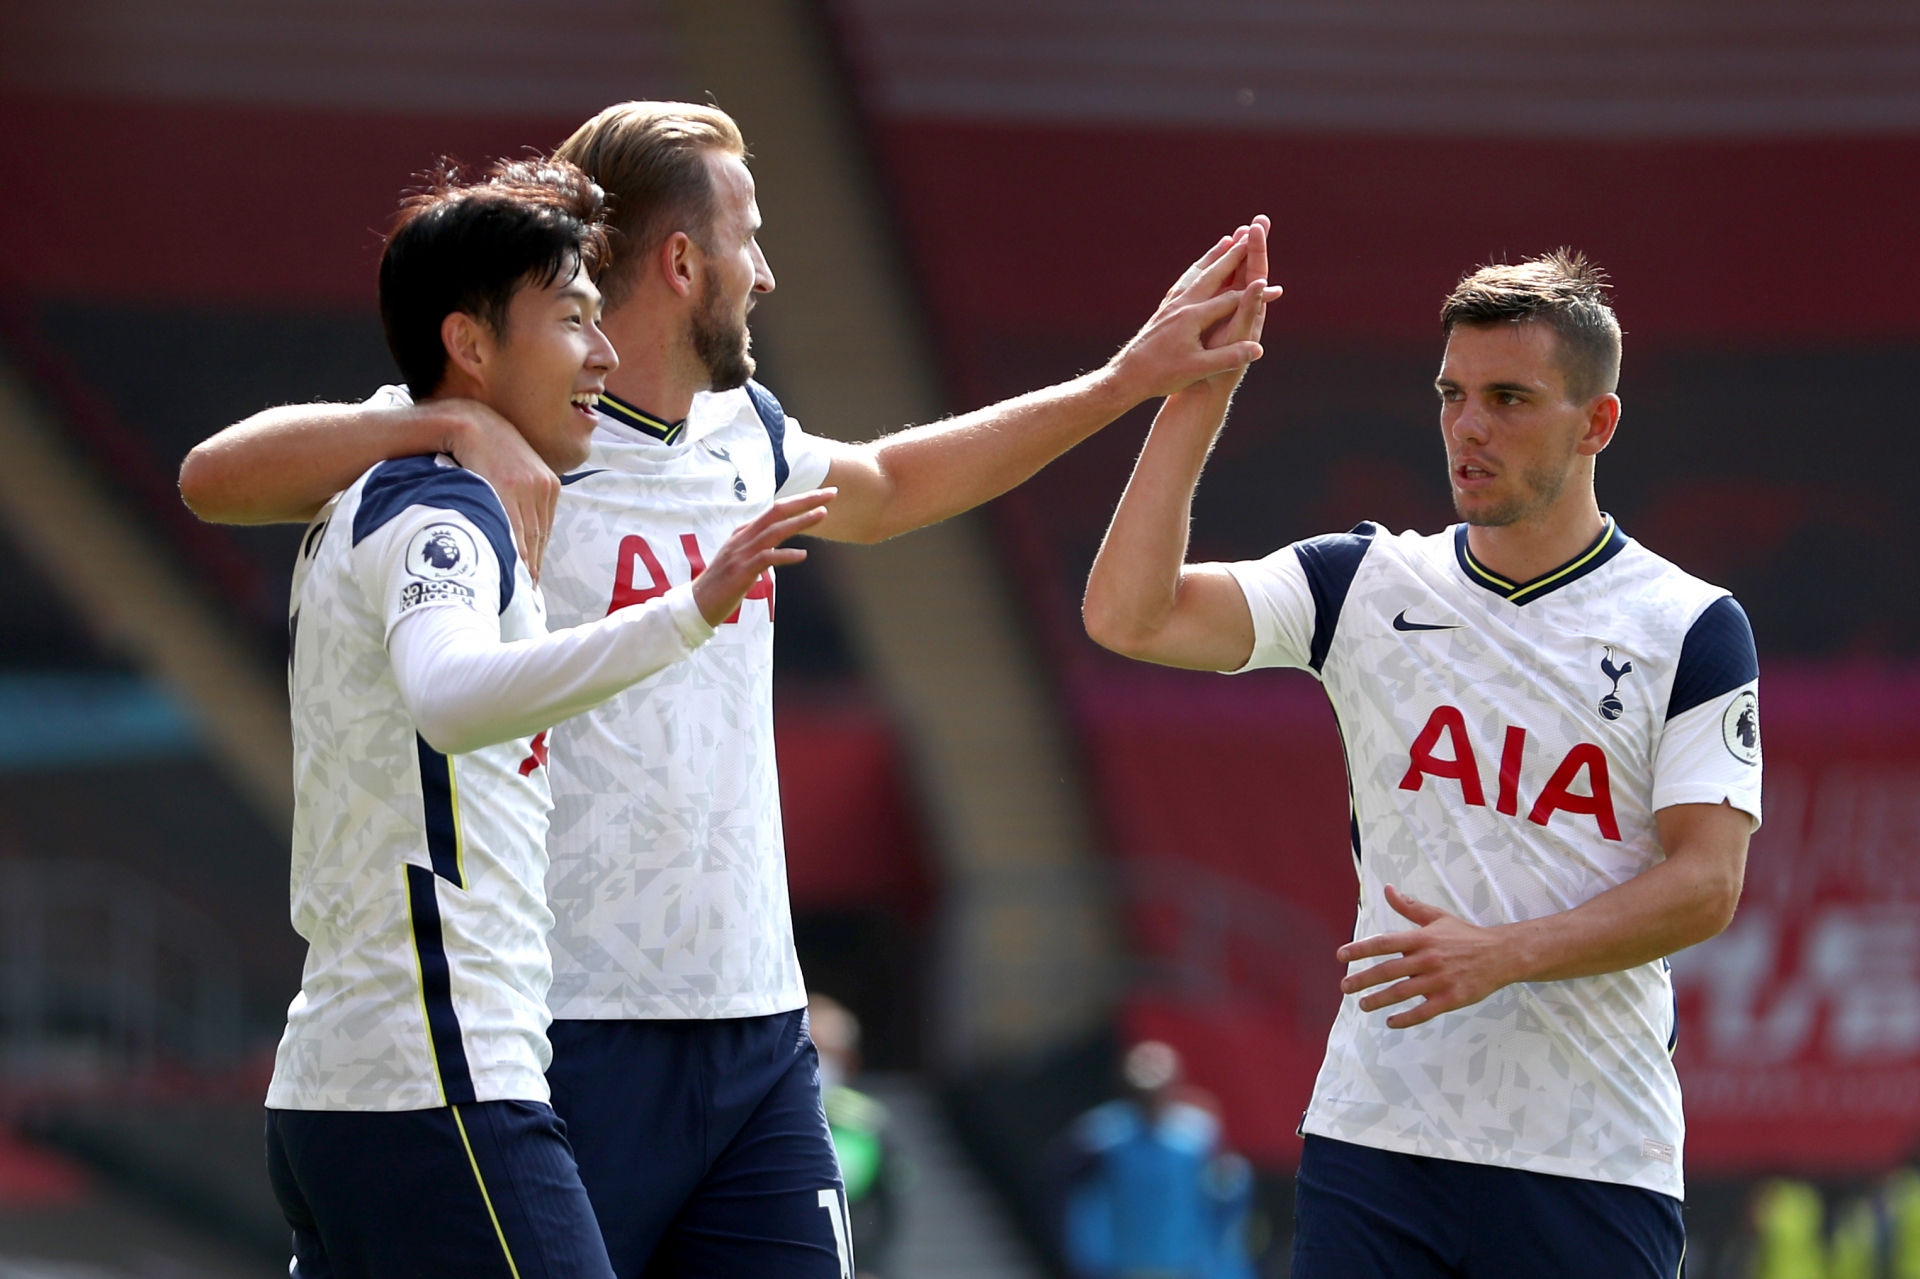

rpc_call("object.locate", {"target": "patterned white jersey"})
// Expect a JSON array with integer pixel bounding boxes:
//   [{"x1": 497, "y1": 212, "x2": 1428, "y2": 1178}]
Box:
[
  {"x1": 535, "y1": 383, "x2": 835, "y2": 1019},
  {"x1": 269, "y1": 454, "x2": 557, "y2": 1111},
  {"x1": 1225, "y1": 518, "x2": 1763, "y2": 1198}
]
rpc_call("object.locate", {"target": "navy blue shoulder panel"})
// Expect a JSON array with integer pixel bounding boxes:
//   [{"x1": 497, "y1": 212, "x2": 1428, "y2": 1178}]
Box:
[
  {"x1": 1666, "y1": 595, "x2": 1758, "y2": 721},
  {"x1": 351, "y1": 455, "x2": 516, "y2": 614},
  {"x1": 744, "y1": 379, "x2": 790, "y2": 492},
  {"x1": 1293, "y1": 522, "x2": 1380, "y2": 673}
]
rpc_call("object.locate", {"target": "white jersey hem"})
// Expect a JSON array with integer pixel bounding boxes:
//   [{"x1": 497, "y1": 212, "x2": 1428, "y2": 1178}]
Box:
[
  {"x1": 264, "y1": 1064, "x2": 551, "y2": 1112},
  {"x1": 1300, "y1": 1108, "x2": 1684, "y2": 1200},
  {"x1": 546, "y1": 989, "x2": 809, "y2": 1022}
]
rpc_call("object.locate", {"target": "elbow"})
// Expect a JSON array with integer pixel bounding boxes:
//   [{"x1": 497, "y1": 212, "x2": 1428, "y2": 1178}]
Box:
[
  {"x1": 179, "y1": 441, "x2": 263, "y2": 525},
  {"x1": 411, "y1": 708, "x2": 494, "y2": 758},
  {"x1": 177, "y1": 445, "x2": 224, "y2": 521},
  {"x1": 1690, "y1": 868, "x2": 1746, "y2": 946},
  {"x1": 1082, "y1": 596, "x2": 1154, "y2": 660}
]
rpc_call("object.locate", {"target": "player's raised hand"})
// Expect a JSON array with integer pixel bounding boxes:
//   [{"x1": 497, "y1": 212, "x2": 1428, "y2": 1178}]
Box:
[
  {"x1": 693, "y1": 489, "x2": 835, "y2": 626},
  {"x1": 439, "y1": 398, "x2": 562, "y2": 583},
  {"x1": 1108, "y1": 220, "x2": 1283, "y2": 403},
  {"x1": 1334, "y1": 884, "x2": 1523, "y2": 1030}
]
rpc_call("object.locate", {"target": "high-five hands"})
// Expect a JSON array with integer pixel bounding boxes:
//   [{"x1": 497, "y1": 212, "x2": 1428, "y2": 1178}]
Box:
[
  {"x1": 692, "y1": 489, "x2": 835, "y2": 626},
  {"x1": 1107, "y1": 217, "x2": 1284, "y2": 403},
  {"x1": 1336, "y1": 884, "x2": 1522, "y2": 1030}
]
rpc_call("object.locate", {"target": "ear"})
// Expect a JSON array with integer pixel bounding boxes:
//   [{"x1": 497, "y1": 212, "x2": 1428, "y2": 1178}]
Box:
[
  {"x1": 659, "y1": 231, "x2": 699, "y2": 300},
  {"x1": 1578, "y1": 392, "x2": 1621, "y2": 457},
  {"x1": 440, "y1": 311, "x2": 492, "y2": 388}
]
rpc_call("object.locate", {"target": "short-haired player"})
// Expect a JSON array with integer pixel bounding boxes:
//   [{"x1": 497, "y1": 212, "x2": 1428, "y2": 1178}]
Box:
[
  {"x1": 185, "y1": 105, "x2": 1274, "y2": 1277},
  {"x1": 1085, "y1": 229, "x2": 1757, "y2": 1277},
  {"x1": 267, "y1": 158, "x2": 829, "y2": 1279}
]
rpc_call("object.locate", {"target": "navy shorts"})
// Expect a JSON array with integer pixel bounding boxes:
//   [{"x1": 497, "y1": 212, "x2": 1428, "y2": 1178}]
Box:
[
  {"x1": 265, "y1": 1099, "x2": 614, "y2": 1279},
  {"x1": 1291, "y1": 1134, "x2": 1685, "y2": 1279},
  {"x1": 546, "y1": 1008, "x2": 852, "y2": 1279}
]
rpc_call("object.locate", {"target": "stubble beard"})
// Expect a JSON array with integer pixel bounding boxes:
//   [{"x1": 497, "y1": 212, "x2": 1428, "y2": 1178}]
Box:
[
  {"x1": 690, "y1": 276, "x2": 755, "y2": 393},
  {"x1": 1451, "y1": 447, "x2": 1575, "y2": 528}
]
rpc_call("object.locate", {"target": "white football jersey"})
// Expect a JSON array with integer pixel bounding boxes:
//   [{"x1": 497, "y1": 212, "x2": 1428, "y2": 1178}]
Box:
[
  {"x1": 536, "y1": 384, "x2": 835, "y2": 1019},
  {"x1": 1226, "y1": 518, "x2": 1762, "y2": 1198},
  {"x1": 268, "y1": 455, "x2": 557, "y2": 1111}
]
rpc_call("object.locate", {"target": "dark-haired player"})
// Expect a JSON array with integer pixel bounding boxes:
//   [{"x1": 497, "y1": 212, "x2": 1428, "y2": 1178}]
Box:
[
  {"x1": 1086, "y1": 244, "x2": 1759, "y2": 1276},
  {"x1": 266, "y1": 158, "x2": 830, "y2": 1279},
  {"x1": 185, "y1": 103, "x2": 1271, "y2": 1278}
]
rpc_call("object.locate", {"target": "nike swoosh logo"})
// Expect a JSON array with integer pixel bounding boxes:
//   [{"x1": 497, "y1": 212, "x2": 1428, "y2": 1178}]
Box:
[{"x1": 1393, "y1": 609, "x2": 1463, "y2": 632}]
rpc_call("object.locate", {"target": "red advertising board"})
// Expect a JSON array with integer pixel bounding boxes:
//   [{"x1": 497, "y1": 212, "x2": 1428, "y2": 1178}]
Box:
[
  {"x1": 1674, "y1": 665, "x2": 1920, "y2": 1173},
  {"x1": 1079, "y1": 662, "x2": 1920, "y2": 1172}
]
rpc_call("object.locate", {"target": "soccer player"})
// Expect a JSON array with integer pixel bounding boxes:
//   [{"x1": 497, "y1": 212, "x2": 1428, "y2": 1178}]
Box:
[
  {"x1": 181, "y1": 104, "x2": 1274, "y2": 1277},
  {"x1": 1083, "y1": 238, "x2": 1759, "y2": 1277},
  {"x1": 268, "y1": 157, "x2": 830, "y2": 1279}
]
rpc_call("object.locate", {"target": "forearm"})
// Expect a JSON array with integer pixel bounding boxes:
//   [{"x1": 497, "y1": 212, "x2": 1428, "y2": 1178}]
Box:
[
  {"x1": 822, "y1": 368, "x2": 1136, "y2": 544},
  {"x1": 389, "y1": 586, "x2": 714, "y2": 754},
  {"x1": 1498, "y1": 847, "x2": 1744, "y2": 984},
  {"x1": 181, "y1": 403, "x2": 465, "y2": 524},
  {"x1": 1082, "y1": 382, "x2": 1235, "y2": 657}
]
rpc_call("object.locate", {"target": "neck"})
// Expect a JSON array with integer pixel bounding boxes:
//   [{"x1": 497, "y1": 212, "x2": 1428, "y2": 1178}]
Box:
[
  {"x1": 1463, "y1": 480, "x2": 1605, "y2": 584},
  {"x1": 600, "y1": 294, "x2": 706, "y2": 423}
]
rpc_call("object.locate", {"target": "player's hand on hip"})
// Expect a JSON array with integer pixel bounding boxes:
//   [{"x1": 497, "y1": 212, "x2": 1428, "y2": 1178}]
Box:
[
  {"x1": 1335, "y1": 884, "x2": 1521, "y2": 1030},
  {"x1": 693, "y1": 489, "x2": 835, "y2": 626},
  {"x1": 440, "y1": 398, "x2": 561, "y2": 584}
]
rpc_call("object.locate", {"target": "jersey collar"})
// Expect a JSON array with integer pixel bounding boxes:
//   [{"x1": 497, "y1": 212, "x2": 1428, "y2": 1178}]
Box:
[
  {"x1": 1453, "y1": 515, "x2": 1626, "y2": 605},
  {"x1": 595, "y1": 391, "x2": 685, "y2": 444}
]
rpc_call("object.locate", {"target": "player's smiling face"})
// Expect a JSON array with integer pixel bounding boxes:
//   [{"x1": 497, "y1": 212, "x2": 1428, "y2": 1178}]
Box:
[
  {"x1": 473, "y1": 262, "x2": 617, "y2": 473},
  {"x1": 1435, "y1": 321, "x2": 1609, "y2": 528}
]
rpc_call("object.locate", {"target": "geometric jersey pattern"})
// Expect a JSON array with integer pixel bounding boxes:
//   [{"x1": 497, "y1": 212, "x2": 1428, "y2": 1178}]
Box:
[
  {"x1": 535, "y1": 384, "x2": 835, "y2": 1020},
  {"x1": 269, "y1": 446, "x2": 558, "y2": 1111},
  {"x1": 1225, "y1": 521, "x2": 1763, "y2": 1198}
]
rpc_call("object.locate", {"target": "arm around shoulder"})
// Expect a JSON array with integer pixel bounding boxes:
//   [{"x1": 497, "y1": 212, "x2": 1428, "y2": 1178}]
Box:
[{"x1": 180, "y1": 400, "x2": 461, "y2": 525}]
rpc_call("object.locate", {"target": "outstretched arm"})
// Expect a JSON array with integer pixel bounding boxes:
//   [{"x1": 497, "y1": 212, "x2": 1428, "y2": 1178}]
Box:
[
  {"x1": 1339, "y1": 800, "x2": 1751, "y2": 1029},
  {"x1": 812, "y1": 218, "x2": 1280, "y2": 545},
  {"x1": 393, "y1": 490, "x2": 831, "y2": 754},
  {"x1": 1080, "y1": 227, "x2": 1279, "y2": 671},
  {"x1": 180, "y1": 397, "x2": 559, "y2": 577}
]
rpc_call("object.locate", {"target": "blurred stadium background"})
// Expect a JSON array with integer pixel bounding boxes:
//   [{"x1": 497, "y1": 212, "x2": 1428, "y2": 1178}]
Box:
[{"x1": 0, "y1": 2, "x2": 1916, "y2": 1275}]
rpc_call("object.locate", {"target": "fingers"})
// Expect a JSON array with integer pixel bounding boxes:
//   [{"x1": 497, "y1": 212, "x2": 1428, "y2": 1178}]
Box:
[
  {"x1": 1167, "y1": 234, "x2": 1252, "y2": 307},
  {"x1": 1241, "y1": 217, "x2": 1270, "y2": 290},
  {"x1": 1358, "y1": 975, "x2": 1435, "y2": 1014},
  {"x1": 1385, "y1": 884, "x2": 1446, "y2": 926},
  {"x1": 1385, "y1": 997, "x2": 1449, "y2": 1030},
  {"x1": 732, "y1": 488, "x2": 836, "y2": 543},
  {"x1": 1337, "y1": 930, "x2": 1420, "y2": 965},
  {"x1": 749, "y1": 504, "x2": 832, "y2": 549},
  {"x1": 1340, "y1": 954, "x2": 1421, "y2": 995},
  {"x1": 522, "y1": 479, "x2": 557, "y2": 583}
]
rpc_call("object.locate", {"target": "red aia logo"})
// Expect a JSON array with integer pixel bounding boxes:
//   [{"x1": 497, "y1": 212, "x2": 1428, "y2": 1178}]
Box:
[
  {"x1": 606, "y1": 533, "x2": 774, "y2": 622},
  {"x1": 1399, "y1": 705, "x2": 1620, "y2": 840}
]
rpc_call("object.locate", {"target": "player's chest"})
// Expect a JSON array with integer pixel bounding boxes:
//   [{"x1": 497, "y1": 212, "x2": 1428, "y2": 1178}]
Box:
[
  {"x1": 542, "y1": 444, "x2": 778, "y2": 634},
  {"x1": 1335, "y1": 573, "x2": 1665, "y2": 806}
]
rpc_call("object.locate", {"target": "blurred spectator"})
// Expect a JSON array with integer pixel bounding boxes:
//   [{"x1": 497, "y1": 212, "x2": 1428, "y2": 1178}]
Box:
[
  {"x1": 1759, "y1": 1168, "x2": 1920, "y2": 1279},
  {"x1": 1061, "y1": 1040, "x2": 1254, "y2": 1279},
  {"x1": 810, "y1": 992, "x2": 900, "y2": 1277},
  {"x1": 1750, "y1": 1179, "x2": 1826, "y2": 1279}
]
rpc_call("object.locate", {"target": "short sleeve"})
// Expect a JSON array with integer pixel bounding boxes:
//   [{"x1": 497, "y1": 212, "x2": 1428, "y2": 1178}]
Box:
[
  {"x1": 355, "y1": 506, "x2": 504, "y2": 644},
  {"x1": 1222, "y1": 549, "x2": 1317, "y2": 673},
  {"x1": 366, "y1": 384, "x2": 414, "y2": 409},
  {"x1": 776, "y1": 412, "x2": 836, "y2": 497},
  {"x1": 1653, "y1": 596, "x2": 1763, "y2": 829},
  {"x1": 743, "y1": 379, "x2": 834, "y2": 497}
]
